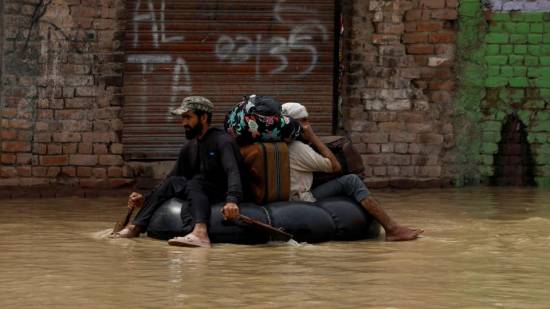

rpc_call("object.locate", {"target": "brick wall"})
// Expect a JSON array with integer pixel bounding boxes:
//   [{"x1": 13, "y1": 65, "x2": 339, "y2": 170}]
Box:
[
  {"x1": 480, "y1": 11, "x2": 550, "y2": 187},
  {"x1": 341, "y1": 0, "x2": 457, "y2": 187},
  {"x1": 0, "y1": 0, "x2": 130, "y2": 191},
  {"x1": 451, "y1": 1, "x2": 550, "y2": 187},
  {"x1": 340, "y1": 0, "x2": 550, "y2": 188},
  {"x1": 6, "y1": 0, "x2": 460, "y2": 192},
  {"x1": 2, "y1": 0, "x2": 549, "y2": 193},
  {"x1": 0, "y1": 1, "x2": 4, "y2": 121}
]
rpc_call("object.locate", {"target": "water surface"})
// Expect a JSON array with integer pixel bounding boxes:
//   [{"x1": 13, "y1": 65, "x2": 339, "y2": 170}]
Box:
[{"x1": 1, "y1": 187, "x2": 549, "y2": 308}]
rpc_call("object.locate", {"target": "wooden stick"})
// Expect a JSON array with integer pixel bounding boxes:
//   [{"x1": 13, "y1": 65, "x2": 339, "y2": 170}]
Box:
[
  {"x1": 238, "y1": 214, "x2": 294, "y2": 240},
  {"x1": 112, "y1": 207, "x2": 134, "y2": 233}
]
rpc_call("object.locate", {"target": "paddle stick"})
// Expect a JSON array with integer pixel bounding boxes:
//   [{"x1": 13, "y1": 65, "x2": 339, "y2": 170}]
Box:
[
  {"x1": 112, "y1": 207, "x2": 134, "y2": 233},
  {"x1": 220, "y1": 207, "x2": 293, "y2": 240},
  {"x1": 112, "y1": 189, "x2": 141, "y2": 234},
  {"x1": 238, "y1": 214, "x2": 294, "y2": 240}
]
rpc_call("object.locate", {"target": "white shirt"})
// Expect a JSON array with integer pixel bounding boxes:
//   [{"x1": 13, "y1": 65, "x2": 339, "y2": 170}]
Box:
[{"x1": 288, "y1": 141, "x2": 333, "y2": 202}]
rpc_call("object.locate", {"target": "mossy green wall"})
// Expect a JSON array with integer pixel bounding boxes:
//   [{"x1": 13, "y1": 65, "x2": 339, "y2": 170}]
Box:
[{"x1": 455, "y1": 1, "x2": 550, "y2": 187}]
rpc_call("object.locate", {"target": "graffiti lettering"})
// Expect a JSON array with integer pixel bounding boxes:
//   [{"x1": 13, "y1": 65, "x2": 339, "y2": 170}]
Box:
[
  {"x1": 269, "y1": 36, "x2": 289, "y2": 75},
  {"x1": 214, "y1": 0, "x2": 328, "y2": 78},
  {"x1": 127, "y1": 54, "x2": 192, "y2": 110},
  {"x1": 131, "y1": 0, "x2": 191, "y2": 111},
  {"x1": 133, "y1": 0, "x2": 184, "y2": 48},
  {"x1": 127, "y1": 54, "x2": 172, "y2": 74},
  {"x1": 215, "y1": 24, "x2": 326, "y2": 78},
  {"x1": 172, "y1": 57, "x2": 193, "y2": 103},
  {"x1": 273, "y1": 0, "x2": 329, "y2": 41}
]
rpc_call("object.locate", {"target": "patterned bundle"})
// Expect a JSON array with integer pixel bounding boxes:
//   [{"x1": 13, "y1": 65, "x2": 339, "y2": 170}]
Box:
[{"x1": 224, "y1": 94, "x2": 301, "y2": 145}]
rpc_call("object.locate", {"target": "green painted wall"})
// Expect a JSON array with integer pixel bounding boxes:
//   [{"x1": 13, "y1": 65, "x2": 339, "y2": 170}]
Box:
[{"x1": 455, "y1": 1, "x2": 550, "y2": 187}]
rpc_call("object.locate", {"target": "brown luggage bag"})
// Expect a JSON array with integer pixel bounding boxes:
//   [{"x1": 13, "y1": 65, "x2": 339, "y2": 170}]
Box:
[
  {"x1": 240, "y1": 142, "x2": 290, "y2": 205},
  {"x1": 312, "y1": 136, "x2": 365, "y2": 187}
]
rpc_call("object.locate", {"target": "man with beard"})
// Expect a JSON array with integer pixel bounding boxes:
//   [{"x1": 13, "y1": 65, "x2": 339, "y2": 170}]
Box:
[{"x1": 112, "y1": 96, "x2": 245, "y2": 248}]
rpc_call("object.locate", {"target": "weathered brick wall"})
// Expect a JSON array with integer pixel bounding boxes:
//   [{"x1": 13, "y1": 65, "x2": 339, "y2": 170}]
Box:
[
  {"x1": 341, "y1": 0, "x2": 457, "y2": 187},
  {"x1": 0, "y1": 0, "x2": 130, "y2": 191},
  {"x1": 481, "y1": 10, "x2": 550, "y2": 186},
  {"x1": 1, "y1": 0, "x2": 462, "y2": 191},
  {"x1": 0, "y1": 1, "x2": 4, "y2": 112},
  {"x1": 451, "y1": 0, "x2": 550, "y2": 187},
  {"x1": 1, "y1": 0, "x2": 548, "y2": 193}
]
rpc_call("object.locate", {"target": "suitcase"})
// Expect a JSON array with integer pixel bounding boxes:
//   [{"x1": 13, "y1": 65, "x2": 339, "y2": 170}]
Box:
[{"x1": 240, "y1": 142, "x2": 290, "y2": 205}]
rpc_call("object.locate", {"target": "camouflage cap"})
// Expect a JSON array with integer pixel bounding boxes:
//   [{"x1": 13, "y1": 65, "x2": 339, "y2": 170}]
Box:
[{"x1": 170, "y1": 96, "x2": 214, "y2": 115}]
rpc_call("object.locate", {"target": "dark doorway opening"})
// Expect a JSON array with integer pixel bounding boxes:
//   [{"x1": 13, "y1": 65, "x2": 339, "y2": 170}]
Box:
[{"x1": 491, "y1": 115, "x2": 535, "y2": 186}]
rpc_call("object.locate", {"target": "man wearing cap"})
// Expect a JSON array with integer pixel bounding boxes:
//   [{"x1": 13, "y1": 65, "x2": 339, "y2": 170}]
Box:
[
  {"x1": 112, "y1": 96, "x2": 245, "y2": 248},
  {"x1": 282, "y1": 102, "x2": 423, "y2": 241}
]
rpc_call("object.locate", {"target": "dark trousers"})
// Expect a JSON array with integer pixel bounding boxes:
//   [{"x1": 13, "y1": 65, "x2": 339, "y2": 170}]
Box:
[{"x1": 132, "y1": 175, "x2": 224, "y2": 228}]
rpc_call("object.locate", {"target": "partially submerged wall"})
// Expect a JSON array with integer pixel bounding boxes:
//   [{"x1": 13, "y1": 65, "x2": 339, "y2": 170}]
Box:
[
  {"x1": 1, "y1": 0, "x2": 550, "y2": 195},
  {"x1": 449, "y1": 0, "x2": 550, "y2": 187},
  {"x1": 0, "y1": 0, "x2": 130, "y2": 193},
  {"x1": 341, "y1": 0, "x2": 550, "y2": 188},
  {"x1": 341, "y1": 0, "x2": 458, "y2": 187}
]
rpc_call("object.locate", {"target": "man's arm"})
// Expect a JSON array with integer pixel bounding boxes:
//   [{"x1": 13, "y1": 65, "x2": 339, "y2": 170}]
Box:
[
  {"x1": 301, "y1": 124, "x2": 342, "y2": 173},
  {"x1": 219, "y1": 139, "x2": 243, "y2": 203},
  {"x1": 129, "y1": 144, "x2": 189, "y2": 209},
  {"x1": 219, "y1": 137, "x2": 243, "y2": 219}
]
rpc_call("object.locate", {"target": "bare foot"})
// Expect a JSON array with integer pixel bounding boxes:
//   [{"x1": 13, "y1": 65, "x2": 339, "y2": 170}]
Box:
[
  {"x1": 385, "y1": 226, "x2": 423, "y2": 241},
  {"x1": 110, "y1": 224, "x2": 143, "y2": 238}
]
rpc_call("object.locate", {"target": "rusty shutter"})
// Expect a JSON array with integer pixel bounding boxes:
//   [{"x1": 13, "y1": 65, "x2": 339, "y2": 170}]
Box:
[{"x1": 123, "y1": 0, "x2": 336, "y2": 160}]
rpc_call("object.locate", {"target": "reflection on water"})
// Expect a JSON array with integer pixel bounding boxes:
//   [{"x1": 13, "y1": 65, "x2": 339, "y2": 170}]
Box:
[{"x1": 1, "y1": 187, "x2": 550, "y2": 308}]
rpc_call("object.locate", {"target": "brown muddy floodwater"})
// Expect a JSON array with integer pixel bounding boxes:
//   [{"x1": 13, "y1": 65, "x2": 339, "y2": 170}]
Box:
[{"x1": 1, "y1": 187, "x2": 550, "y2": 308}]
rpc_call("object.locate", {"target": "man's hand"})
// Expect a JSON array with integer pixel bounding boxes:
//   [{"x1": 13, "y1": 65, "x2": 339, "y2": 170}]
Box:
[
  {"x1": 300, "y1": 122, "x2": 315, "y2": 142},
  {"x1": 127, "y1": 192, "x2": 144, "y2": 209},
  {"x1": 221, "y1": 202, "x2": 240, "y2": 220},
  {"x1": 298, "y1": 118, "x2": 342, "y2": 173}
]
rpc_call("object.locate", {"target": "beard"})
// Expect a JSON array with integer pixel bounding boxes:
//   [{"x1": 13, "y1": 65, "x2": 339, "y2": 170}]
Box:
[{"x1": 184, "y1": 122, "x2": 203, "y2": 139}]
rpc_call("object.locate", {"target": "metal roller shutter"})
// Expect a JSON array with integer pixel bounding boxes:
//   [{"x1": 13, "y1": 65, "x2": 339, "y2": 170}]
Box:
[{"x1": 123, "y1": 0, "x2": 336, "y2": 160}]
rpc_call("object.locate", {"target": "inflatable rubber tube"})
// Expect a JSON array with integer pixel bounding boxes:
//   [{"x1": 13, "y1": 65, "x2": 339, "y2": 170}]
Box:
[
  {"x1": 147, "y1": 197, "x2": 380, "y2": 244},
  {"x1": 264, "y1": 201, "x2": 336, "y2": 243},
  {"x1": 315, "y1": 197, "x2": 381, "y2": 241}
]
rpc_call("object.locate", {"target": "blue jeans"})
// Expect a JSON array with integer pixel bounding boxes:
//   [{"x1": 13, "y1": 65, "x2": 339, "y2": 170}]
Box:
[{"x1": 311, "y1": 174, "x2": 370, "y2": 202}]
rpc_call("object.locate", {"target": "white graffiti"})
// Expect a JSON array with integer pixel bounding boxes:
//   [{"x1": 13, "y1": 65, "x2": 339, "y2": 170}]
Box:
[
  {"x1": 127, "y1": 54, "x2": 192, "y2": 108},
  {"x1": 215, "y1": 35, "x2": 255, "y2": 63},
  {"x1": 269, "y1": 36, "x2": 289, "y2": 74},
  {"x1": 133, "y1": 0, "x2": 184, "y2": 48},
  {"x1": 172, "y1": 58, "x2": 193, "y2": 103},
  {"x1": 131, "y1": 0, "x2": 192, "y2": 110},
  {"x1": 273, "y1": 0, "x2": 329, "y2": 41},
  {"x1": 274, "y1": 0, "x2": 311, "y2": 22},
  {"x1": 127, "y1": 54, "x2": 172, "y2": 74},
  {"x1": 214, "y1": 0, "x2": 328, "y2": 78}
]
